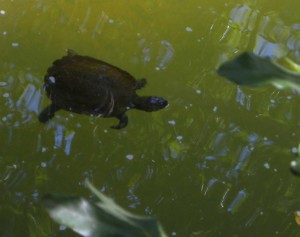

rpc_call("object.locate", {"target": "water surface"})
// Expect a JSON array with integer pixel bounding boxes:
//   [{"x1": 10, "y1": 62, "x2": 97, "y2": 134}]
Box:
[{"x1": 1, "y1": 1, "x2": 300, "y2": 236}]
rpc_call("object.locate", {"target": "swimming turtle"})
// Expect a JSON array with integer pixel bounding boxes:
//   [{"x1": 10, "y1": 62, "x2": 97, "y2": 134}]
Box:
[{"x1": 39, "y1": 50, "x2": 168, "y2": 129}]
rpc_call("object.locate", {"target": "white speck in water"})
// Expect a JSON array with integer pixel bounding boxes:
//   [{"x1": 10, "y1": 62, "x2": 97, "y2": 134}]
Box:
[
  {"x1": 103, "y1": 129, "x2": 108, "y2": 133},
  {"x1": 76, "y1": 123, "x2": 81, "y2": 128},
  {"x1": 49, "y1": 76, "x2": 56, "y2": 84},
  {"x1": 3, "y1": 31, "x2": 7, "y2": 35},
  {"x1": 176, "y1": 136, "x2": 183, "y2": 142},
  {"x1": 41, "y1": 147, "x2": 47, "y2": 153},
  {"x1": 11, "y1": 42, "x2": 19, "y2": 47},
  {"x1": 287, "y1": 95, "x2": 292, "y2": 100},
  {"x1": 213, "y1": 106, "x2": 218, "y2": 112},
  {"x1": 171, "y1": 232, "x2": 177, "y2": 236},
  {"x1": 155, "y1": 66, "x2": 161, "y2": 71},
  {"x1": 59, "y1": 225, "x2": 67, "y2": 231},
  {"x1": 264, "y1": 163, "x2": 270, "y2": 169},
  {"x1": 126, "y1": 154, "x2": 134, "y2": 160},
  {"x1": 185, "y1": 26, "x2": 193, "y2": 32},
  {"x1": 205, "y1": 156, "x2": 217, "y2": 161},
  {"x1": 168, "y1": 120, "x2": 176, "y2": 126},
  {"x1": 3, "y1": 93, "x2": 9, "y2": 98},
  {"x1": 32, "y1": 191, "x2": 39, "y2": 199},
  {"x1": 0, "y1": 81, "x2": 7, "y2": 86},
  {"x1": 0, "y1": 10, "x2": 6, "y2": 15},
  {"x1": 108, "y1": 19, "x2": 114, "y2": 24},
  {"x1": 291, "y1": 160, "x2": 297, "y2": 167},
  {"x1": 41, "y1": 162, "x2": 47, "y2": 168},
  {"x1": 292, "y1": 147, "x2": 298, "y2": 154},
  {"x1": 2, "y1": 117, "x2": 7, "y2": 122},
  {"x1": 270, "y1": 99, "x2": 275, "y2": 104},
  {"x1": 196, "y1": 89, "x2": 202, "y2": 94}
]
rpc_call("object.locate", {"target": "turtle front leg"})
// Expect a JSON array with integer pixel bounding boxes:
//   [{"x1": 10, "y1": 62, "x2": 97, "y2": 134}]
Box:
[
  {"x1": 38, "y1": 103, "x2": 60, "y2": 123},
  {"x1": 111, "y1": 113, "x2": 128, "y2": 129}
]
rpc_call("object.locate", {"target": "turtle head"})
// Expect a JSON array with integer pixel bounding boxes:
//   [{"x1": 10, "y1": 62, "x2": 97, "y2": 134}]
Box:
[{"x1": 134, "y1": 96, "x2": 168, "y2": 112}]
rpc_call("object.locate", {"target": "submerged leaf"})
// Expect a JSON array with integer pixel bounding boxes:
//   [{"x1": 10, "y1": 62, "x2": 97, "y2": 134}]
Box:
[
  {"x1": 217, "y1": 52, "x2": 300, "y2": 92},
  {"x1": 42, "y1": 182, "x2": 167, "y2": 237}
]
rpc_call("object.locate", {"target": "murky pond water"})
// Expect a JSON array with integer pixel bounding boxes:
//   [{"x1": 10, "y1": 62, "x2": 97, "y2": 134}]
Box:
[{"x1": 1, "y1": 0, "x2": 300, "y2": 236}]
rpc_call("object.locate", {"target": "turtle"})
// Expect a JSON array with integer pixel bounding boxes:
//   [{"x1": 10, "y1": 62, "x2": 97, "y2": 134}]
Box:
[{"x1": 38, "y1": 50, "x2": 168, "y2": 129}]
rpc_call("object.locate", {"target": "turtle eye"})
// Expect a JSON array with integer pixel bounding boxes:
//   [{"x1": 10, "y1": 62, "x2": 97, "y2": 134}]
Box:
[{"x1": 149, "y1": 97, "x2": 159, "y2": 104}]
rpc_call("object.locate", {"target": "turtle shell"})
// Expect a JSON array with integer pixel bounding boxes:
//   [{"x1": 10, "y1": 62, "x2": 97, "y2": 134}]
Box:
[
  {"x1": 44, "y1": 50, "x2": 142, "y2": 118},
  {"x1": 39, "y1": 50, "x2": 168, "y2": 129}
]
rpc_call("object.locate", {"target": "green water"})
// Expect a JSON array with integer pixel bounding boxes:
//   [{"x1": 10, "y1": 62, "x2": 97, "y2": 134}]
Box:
[{"x1": 1, "y1": 0, "x2": 300, "y2": 236}]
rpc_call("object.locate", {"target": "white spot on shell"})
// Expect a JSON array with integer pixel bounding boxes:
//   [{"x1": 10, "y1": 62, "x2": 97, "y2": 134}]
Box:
[{"x1": 49, "y1": 76, "x2": 56, "y2": 84}]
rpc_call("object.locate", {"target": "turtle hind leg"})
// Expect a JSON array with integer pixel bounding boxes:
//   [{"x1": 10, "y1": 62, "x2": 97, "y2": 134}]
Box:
[
  {"x1": 38, "y1": 103, "x2": 60, "y2": 123},
  {"x1": 136, "y1": 78, "x2": 147, "y2": 89},
  {"x1": 110, "y1": 113, "x2": 128, "y2": 129}
]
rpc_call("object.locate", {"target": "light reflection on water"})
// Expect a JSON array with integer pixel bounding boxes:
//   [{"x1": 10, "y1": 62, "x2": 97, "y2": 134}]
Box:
[
  {"x1": 219, "y1": 3, "x2": 300, "y2": 61},
  {"x1": 0, "y1": 66, "x2": 42, "y2": 125}
]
